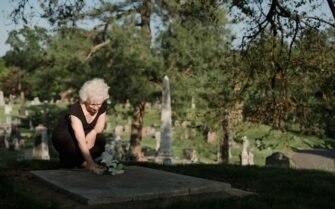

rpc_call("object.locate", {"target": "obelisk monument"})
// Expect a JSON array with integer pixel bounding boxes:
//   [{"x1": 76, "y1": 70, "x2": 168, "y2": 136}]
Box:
[{"x1": 156, "y1": 76, "x2": 174, "y2": 164}]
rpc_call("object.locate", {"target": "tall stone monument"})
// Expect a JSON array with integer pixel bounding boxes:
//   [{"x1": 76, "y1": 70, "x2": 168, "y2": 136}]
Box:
[{"x1": 156, "y1": 76, "x2": 174, "y2": 164}]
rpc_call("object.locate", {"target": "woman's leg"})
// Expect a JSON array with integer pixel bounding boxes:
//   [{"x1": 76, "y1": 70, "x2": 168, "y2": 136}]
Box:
[
  {"x1": 52, "y1": 133, "x2": 84, "y2": 168},
  {"x1": 89, "y1": 133, "x2": 106, "y2": 159}
]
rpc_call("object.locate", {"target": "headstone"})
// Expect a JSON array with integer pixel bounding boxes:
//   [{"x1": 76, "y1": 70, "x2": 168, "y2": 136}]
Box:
[
  {"x1": 265, "y1": 152, "x2": 290, "y2": 168},
  {"x1": 141, "y1": 127, "x2": 150, "y2": 137},
  {"x1": 153, "y1": 99, "x2": 161, "y2": 110},
  {"x1": 12, "y1": 138, "x2": 20, "y2": 150},
  {"x1": 6, "y1": 115, "x2": 12, "y2": 126},
  {"x1": 154, "y1": 131, "x2": 161, "y2": 151},
  {"x1": 9, "y1": 124, "x2": 23, "y2": 150},
  {"x1": 19, "y1": 91, "x2": 26, "y2": 117},
  {"x1": 124, "y1": 99, "x2": 131, "y2": 109},
  {"x1": 142, "y1": 146, "x2": 157, "y2": 159},
  {"x1": 191, "y1": 96, "x2": 196, "y2": 109},
  {"x1": 106, "y1": 122, "x2": 112, "y2": 132},
  {"x1": 29, "y1": 119, "x2": 34, "y2": 130},
  {"x1": 32, "y1": 124, "x2": 50, "y2": 160},
  {"x1": 181, "y1": 121, "x2": 188, "y2": 129},
  {"x1": 207, "y1": 131, "x2": 217, "y2": 144},
  {"x1": 0, "y1": 90, "x2": 4, "y2": 106},
  {"x1": 9, "y1": 94, "x2": 15, "y2": 104},
  {"x1": 156, "y1": 76, "x2": 174, "y2": 164},
  {"x1": 182, "y1": 148, "x2": 198, "y2": 164},
  {"x1": 190, "y1": 128, "x2": 197, "y2": 138},
  {"x1": 174, "y1": 120, "x2": 180, "y2": 127},
  {"x1": 123, "y1": 124, "x2": 130, "y2": 133},
  {"x1": 114, "y1": 125, "x2": 123, "y2": 141},
  {"x1": 31, "y1": 97, "x2": 41, "y2": 105},
  {"x1": 145, "y1": 102, "x2": 152, "y2": 110},
  {"x1": 4, "y1": 104, "x2": 12, "y2": 115},
  {"x1": 240, "y1": 136, "x2": 254, "y2": 166},
  {"x1": 183, "y1": 129, "x2": 190, "y2": 140},
  {"x1": 0, "y1": 128, "x2": 6, "y2": 148}
]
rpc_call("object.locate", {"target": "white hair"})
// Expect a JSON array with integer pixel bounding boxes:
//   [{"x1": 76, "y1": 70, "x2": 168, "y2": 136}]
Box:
[{"x1": 79, "y1": 78, "x2": 109, "y2": 103}]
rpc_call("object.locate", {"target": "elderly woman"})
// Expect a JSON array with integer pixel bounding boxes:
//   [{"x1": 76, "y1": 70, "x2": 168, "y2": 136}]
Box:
[{"x1": 52, "y1": 78, "x2": 109, "y2": 171}]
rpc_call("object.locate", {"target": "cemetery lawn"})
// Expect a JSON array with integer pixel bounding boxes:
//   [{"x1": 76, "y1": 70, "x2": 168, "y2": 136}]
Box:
[{"x1": 0, "y1": 150, "x2": 335, "y2": 209}]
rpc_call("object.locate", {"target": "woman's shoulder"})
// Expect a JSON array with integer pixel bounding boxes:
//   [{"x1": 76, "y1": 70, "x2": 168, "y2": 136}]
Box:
[
  {"x1": 99, "y1": 100, "x2": 108, "y2": 113},
  {"x1": 68, "y1": 102, "x2": 82, "y2": 116}
]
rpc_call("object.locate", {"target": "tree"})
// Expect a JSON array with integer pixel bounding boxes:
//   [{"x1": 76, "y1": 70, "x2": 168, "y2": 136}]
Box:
[
  {"x1": 0, "y1": 59, "x2": 10, "y2": 88},
  {"x1": 227, "y1": 0, "x2": 335, "y2": 134},
  {"x1": 87, "y1": 18, "x2": 163, "y2": 160},
  {"x1": 158, "y1": 0, "x2": 240, "y2": 163}
]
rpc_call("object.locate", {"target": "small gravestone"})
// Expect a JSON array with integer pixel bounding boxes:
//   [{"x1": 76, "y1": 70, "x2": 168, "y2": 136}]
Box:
[
  {"x1": 0, "y1": 90, "x2": 4, "y2": 106},
  {"x1": 124, "y1": 99, "x2": 131, "y2": 109},
  {"x1": 105, "y1": 122, "x2": 112, "y2": 132},
  {"x1": 174, "y1": 120, "x2": 180, "y2": 127},
  {"x1": 9, "y1": 124, "x2": 23, "y2": 150},
  {"x1": 154, "y1": 131, "x2": 161, "y2": 151},
  {"x1": 183, "y1": 129, "x2": 190, "y2": 140},
  {"x1": 31, "y1": 97, "x2": 41, "y2": 105},
  {"x1": 207, "y1": 131, "x2": 217, "y2": 144},
  {"x1": 142, "y1": 146, "x2": 157, "y2": 159},
  {"x1": 145, "y1": 102, "x2": 152, "y2": 110},
  {"x1": 11, "y1": 138, "x2": 20, "y2": 150},
  {"x1": 32, "y1": 124, "x2": 50, "y2": 160},
  {"x1": 4, "y1": 104, "x2": 12, "y2": 115},
  {"x1": 123, "y1": 124, "x2": 130, "y2": 133},
  {"x1": 29, "y1": 119, "x2": 34, "y2": 130},
  {"x1": 240, "y1": 136, "x2": 254, "y2": 166},
  {"x1": 265, "y1": 152, "x2": 290, "y2": 168},
  {"x1": 0, "y1": 128, "x2": 6, "y2": 148},
  {"x1": 141, "y1": 127, "x2": 150, "y2": 137},
  {"x1": 191, "y1": 96, "x2": 196, "y2": 109},
  {"x1": 114, "y1": 125, "x2": 123, "y2": 141},
  {"x1": 182, "y1": 148, "x2": 198, "y2": 164}
]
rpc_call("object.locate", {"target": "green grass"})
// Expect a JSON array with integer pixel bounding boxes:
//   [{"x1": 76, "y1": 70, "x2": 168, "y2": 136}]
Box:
[{"x1": 1, "y1": 149, "x2": 335, "y2": 209}]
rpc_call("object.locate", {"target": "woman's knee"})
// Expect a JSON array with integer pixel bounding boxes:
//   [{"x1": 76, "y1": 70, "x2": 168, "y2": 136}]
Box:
[{"x1": 96, "y1": 133, "x2": 106, "y2": 146}]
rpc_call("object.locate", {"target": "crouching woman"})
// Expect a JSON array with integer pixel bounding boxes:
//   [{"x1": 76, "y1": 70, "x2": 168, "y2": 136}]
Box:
[{"x1": 52, "y1": 78, "x2": 109, "y2": 172}]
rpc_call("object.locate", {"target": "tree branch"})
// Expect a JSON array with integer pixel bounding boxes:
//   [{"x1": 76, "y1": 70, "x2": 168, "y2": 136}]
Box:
[{"x1": 86, "y1": 39, "x2": 111, "y2": 60}]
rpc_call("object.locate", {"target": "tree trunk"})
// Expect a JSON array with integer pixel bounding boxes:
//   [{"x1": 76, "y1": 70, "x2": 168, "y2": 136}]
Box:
[
  {"x1": 326, "y1": 0, "x2": 335, "y2": 20},
  {"x1": 218, "y1": 110, "x2": 230, "y2": 164},
  {"x1": 128, "y1": 102, "x2": 145, "y2": 161}
]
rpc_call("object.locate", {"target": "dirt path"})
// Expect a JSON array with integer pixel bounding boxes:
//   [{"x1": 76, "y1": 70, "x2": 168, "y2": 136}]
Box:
[{"x1": 292, "y1": 148, "x2": 335, "y2": 171}]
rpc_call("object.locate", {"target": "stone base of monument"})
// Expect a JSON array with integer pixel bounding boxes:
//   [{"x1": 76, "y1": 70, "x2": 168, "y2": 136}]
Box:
[{"x1": 31, "y1": 166, "x2": 252, "y2": 207}]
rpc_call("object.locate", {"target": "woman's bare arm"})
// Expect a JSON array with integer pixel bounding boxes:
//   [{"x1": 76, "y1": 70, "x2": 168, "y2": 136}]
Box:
[
  {"x1": 85, "y1": 112, "x2": 106, "y2": 148},
  {"x1": 94, "y1": 112, "x2": 106, "y2": 133},
  {"x1": 69, "y1": 115, "x2": 95, "y2": 166}
]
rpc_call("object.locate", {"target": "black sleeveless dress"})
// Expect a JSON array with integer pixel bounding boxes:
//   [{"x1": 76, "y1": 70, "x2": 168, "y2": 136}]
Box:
[{"x1": 52, "y1": 101, "x2": 107, "y2": 168}]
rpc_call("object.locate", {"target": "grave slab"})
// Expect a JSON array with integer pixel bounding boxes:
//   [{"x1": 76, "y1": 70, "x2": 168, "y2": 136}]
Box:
[{"x1": 31, "y1": 166, "x2": 241, "y2": 205}]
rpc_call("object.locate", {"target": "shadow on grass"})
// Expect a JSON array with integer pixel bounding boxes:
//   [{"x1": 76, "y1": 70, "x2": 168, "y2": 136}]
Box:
[
  {"x1": 1, "y1": 150, "x2": 335, "y2": 209},
  {"x1": 129, "y1": 162, "x2": 335, "y2": 209}
]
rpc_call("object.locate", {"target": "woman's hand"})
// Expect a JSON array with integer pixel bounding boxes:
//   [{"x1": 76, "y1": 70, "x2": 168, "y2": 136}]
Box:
[{"x1": 83, "y1": 161, "x2": 105, "y2": 174}]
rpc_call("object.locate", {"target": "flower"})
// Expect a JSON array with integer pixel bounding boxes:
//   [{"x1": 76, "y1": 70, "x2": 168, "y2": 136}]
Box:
[{"x1": 99, "y1": 142, "x2": 126, "y2": 175}]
